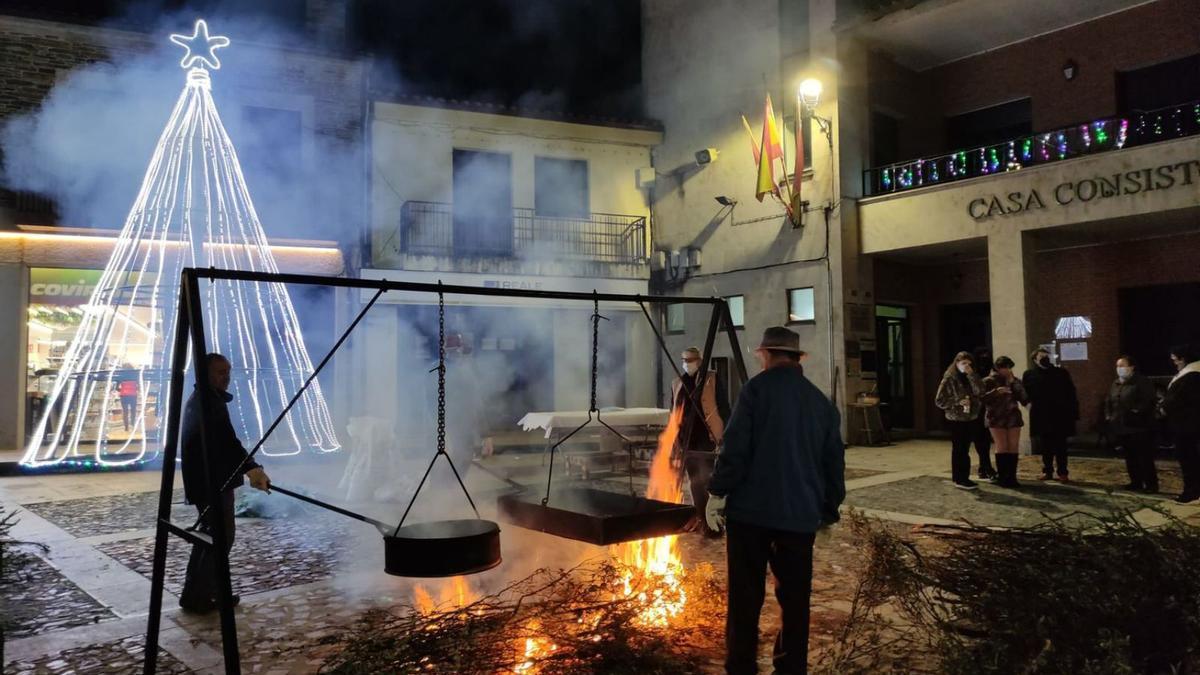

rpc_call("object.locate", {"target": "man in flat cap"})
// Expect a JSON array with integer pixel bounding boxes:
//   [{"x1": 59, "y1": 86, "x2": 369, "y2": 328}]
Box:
[{"x1": 706, "y1": 326, "x2": 845, "y2": 675}]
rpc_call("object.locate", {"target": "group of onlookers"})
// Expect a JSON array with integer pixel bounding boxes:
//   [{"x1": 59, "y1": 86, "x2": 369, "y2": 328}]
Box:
[{"x1": 936, "y1": 344, "x2": 1200, "y2": 504}]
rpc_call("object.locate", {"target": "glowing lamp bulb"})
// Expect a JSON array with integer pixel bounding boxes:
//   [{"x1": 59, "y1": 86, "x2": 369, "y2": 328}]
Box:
[{"x1": 798, "y1": 78, "x2": 823, "y2": 110}]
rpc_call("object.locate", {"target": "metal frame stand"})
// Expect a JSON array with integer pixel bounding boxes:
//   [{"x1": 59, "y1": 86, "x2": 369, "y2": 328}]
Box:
[{"x1": 143, "y1": 267, "x2": 748, "y2": 674}]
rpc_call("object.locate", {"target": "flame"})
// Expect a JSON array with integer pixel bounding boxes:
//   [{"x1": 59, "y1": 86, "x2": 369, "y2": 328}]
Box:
[
  {"x1": 611, "y1": 406, "x2": 687, "y2": 627},
  {"x1": 412, "y1": 576, "x2": 479, "y2": 615},
  {"x1": 514, "y1": 620, "x2": 557, "y2": 673}
]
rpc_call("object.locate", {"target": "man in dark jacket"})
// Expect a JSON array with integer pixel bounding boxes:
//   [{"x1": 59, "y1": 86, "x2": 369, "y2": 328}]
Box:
[
  {"x1": 706, "y1": 327, "x2": 845, "y2": 675},
  {"x1": 1022, "y1": 348, "x2": 1079, "y2": 481},
  {"x1": 179, "y1": 353, "x2": 271, "y2": 613},
  {"x1": 1105, "y1": 355, "x2": 1158, "y2": 492}
]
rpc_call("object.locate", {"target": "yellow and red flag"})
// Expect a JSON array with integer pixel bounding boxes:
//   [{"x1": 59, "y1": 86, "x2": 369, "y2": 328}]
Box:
[
  {"x1": 790, "y1": 101, "x2": 806, "y2": 218},
  {"x1": 755, "y1": 94, "x2": 783, "y2": 202}
]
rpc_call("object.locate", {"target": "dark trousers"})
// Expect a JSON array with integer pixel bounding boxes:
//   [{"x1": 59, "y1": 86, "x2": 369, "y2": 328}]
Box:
[
  {"x1": 1176, "y1": 433, "x2": 1200, "y2": 497},
  {"x1": 725, "y1": 520, "x2": 815, "y2": 675},
  {"x1": 973, "y1": 417, "x2": 994, "y2": 474},
  {"x1": 120, "y1": 396, "x2": 137, "y2": 431},
  {"x1": 1035, "y1": 433, "x2": 1069, "y2": 477},
  {"x1": 685, "y1": 452, "x2": 717, "y2": 535},
  {"x1": 1118, "y1": 432, "x2": 1158, "y2": 490},
  {"x1": 948, "y1": 420, "x2": 974, "y2": 483},
  {"x1": 180, "y1": 490, "x2": 235, "y2": 607}
]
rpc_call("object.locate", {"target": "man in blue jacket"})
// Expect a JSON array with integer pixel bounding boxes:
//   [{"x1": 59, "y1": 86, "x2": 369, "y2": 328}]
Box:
[{"x1": 706, "y1": 326, "x2": 845, "y2": 675}]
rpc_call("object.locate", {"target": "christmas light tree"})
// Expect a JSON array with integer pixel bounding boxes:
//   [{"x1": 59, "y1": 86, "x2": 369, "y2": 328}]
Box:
[{"x1": 22, "y1": 20, "x2": 340, "y2": 468}]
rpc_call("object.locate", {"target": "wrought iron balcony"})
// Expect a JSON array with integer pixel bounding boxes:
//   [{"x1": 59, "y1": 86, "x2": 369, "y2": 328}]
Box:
[
  {"x1": 398, "y1": 201, "x2": 648, "y2": 264},
  {"x1": 863, "y1": 101, "x2": 1200, "y2": 197}
]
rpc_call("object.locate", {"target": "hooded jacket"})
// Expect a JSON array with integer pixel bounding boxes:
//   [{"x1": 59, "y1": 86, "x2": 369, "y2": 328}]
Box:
[
  {"x1": 708, "y1": 364, "x2": 844, "y2": 533},
  {"x1": 1165, "y1": 361, "x2": 1200, "y2": 436}
]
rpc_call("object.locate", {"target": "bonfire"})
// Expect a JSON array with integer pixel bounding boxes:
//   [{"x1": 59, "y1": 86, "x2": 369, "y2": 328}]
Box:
[{"x1": 320, "y1": 411, "x2": 724, "y2": 674}]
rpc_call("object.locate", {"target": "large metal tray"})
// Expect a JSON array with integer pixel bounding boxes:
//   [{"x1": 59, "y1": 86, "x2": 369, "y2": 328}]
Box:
[{"x1": 496, "y1": 487, "x2": 694, "y2": 546}]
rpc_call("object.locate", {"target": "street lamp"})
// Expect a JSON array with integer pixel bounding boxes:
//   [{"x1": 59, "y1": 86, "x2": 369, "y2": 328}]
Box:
[{"x1": 797, "y1": 78, "x2": 833, "y2": 148}]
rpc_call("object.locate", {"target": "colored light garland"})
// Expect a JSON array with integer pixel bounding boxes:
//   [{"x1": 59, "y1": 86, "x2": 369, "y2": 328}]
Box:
[
  {"x1": 868, "y1": 103, "x2": 1199, "y2": 194},
  {"x1": 22, "y1": 21, "x2": 340, "y2": 468}
]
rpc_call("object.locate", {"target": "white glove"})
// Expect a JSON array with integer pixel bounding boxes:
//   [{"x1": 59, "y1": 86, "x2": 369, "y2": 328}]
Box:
[{"x1": 705, "y1": 494, "x2": 727, "y2": 532}]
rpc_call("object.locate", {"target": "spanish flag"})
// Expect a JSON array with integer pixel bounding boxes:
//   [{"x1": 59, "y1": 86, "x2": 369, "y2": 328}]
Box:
[{"x1": 755, "y1": 94, "x2": 783, "y2": 202}]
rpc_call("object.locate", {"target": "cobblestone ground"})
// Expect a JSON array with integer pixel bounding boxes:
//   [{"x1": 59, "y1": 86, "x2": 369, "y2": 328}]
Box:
[
  {"x1": 97, "y1": 512, "x2": 346, "y2": 597},
  {"x1": 3, "y1": 635, "x2": 190, "y2": 675},
  {"x1": 4, "y1": 441, "x2": 1197, "y2": 674},
  {"x1": 1017, "y1": 454, "x2": 1184, "y2": 495},
  {"x1": 2, "y1": 551, "x2": 117, "y2": 639},
  {"x1": 23, "y1": 491, "x2": 192, "y2": 538},
  {"x1": 846, "y1": 474, "x2": 1154, "y2": 527}
]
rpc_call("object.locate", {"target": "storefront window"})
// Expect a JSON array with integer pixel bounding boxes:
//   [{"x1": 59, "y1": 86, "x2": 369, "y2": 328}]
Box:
[{"x1": 27, "y1": 268, "x2": 164, "y2": 444}]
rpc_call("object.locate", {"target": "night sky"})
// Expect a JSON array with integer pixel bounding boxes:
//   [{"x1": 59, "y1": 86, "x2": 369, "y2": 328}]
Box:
[{"x1": 0, "y1": 0, "x2": 645, "y2": 119}]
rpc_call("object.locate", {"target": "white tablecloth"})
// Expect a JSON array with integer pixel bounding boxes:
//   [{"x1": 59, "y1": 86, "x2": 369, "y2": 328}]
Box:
[{"x1": 519, "y1": 408, "x2": 670, "y2": 438}]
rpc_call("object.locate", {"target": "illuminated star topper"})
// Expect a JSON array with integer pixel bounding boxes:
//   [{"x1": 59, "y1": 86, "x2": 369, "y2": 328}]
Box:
[{"x1": 169, "y1": 19, "x2": 230, "y2": 70}]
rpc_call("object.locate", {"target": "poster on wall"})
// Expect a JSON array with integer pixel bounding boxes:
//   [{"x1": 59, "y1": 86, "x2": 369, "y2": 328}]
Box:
[{"x1": 1059, "y1": 340, "x2": 1088, "y2": 362}]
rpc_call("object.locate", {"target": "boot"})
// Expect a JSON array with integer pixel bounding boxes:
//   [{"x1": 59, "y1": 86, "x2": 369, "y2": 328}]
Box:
[{"x1": 998, "y1": 454, "x2": 1021, "y2": 488}]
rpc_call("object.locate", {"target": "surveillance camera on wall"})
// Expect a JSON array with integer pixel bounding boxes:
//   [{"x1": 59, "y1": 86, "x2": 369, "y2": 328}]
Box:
[{"x1": 694, "y1": 148, "x2": 719, "y2": 165}]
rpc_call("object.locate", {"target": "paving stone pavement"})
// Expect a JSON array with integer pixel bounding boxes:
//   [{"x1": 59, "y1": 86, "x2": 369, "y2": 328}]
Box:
[
  {"x1": 97, "y1": 512, "x2": 347, "y2": 597},
  {"x1": 3, "y1": 439, "x2": 1198, "y2": 674},
  {"x1": 4, "y1": 634, "x2": 191, "y2": 675},
  {"x1": 23, "y1": 491, "x2": 194, "y2": 538},
  {"x1": 2, "y1": 551, "x2": 118, "y2": 639}
]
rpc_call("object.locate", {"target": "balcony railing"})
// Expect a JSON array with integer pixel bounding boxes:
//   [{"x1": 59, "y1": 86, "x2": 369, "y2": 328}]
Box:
[
  {"x1": 863, "y1": 101, "x2": 1200, "y2": 197},
  {"x1": 398, "y1": 201, "x2": 648, "y2": 264}
]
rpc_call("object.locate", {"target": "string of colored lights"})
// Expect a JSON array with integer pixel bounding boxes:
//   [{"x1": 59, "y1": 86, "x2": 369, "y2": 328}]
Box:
[
  {"x1": 870, "y1": 103, "x2": 1200, "y2": 195},
  {"x1": 22, "y1": 21, "x2": 340, "y2": 468}
]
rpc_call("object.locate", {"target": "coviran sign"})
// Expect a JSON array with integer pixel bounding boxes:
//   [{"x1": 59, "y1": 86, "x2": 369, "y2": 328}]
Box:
[{"x1": 967, "y1": 158, "x2": 1200, "y2": 221}]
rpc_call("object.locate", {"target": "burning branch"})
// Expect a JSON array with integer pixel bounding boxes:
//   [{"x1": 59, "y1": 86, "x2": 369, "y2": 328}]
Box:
[{"x1": 318, "y1": 560, "x2": 724, "y2": 674}]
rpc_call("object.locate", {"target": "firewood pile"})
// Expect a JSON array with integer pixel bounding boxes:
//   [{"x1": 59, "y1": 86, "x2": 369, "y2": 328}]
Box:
[{"x1": 316, "y1": 559, "x2": 725, "y2": 674}]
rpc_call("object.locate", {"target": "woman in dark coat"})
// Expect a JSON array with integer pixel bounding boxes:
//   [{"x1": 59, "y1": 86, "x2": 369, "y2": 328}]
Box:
[
  {"x1": 1022, "y1": 348, "x2": 1079, "y2": 482},
  {"x1": 982, "y1": 356, "x2": 1028, "y2": 488},
  {"x1": 1165, "y1": 344, "x2": 1200, "y2": 503},
  {"x1": 935, "y1": 351, "x2": 984, "y2": 490},
  {"x1": 1105, "y1": 355, "x2": 1158, "y2": 493},
  {"x1": 972, "y1": 346, "x2": 997, "y2": 480}
]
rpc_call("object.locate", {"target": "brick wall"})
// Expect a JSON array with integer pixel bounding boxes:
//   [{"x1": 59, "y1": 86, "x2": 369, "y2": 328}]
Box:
[
  {"x1": 870, "y1": 0, "x2": 1200, "y2": 159},
  {"x1": 1032, "y1": 231, "x2": 1200, "y2": 435},
  {"x1": 874, "y1": 231, "x2": 1200, "y2": 435}
]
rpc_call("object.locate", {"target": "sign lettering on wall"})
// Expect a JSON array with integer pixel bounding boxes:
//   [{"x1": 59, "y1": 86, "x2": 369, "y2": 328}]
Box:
[{"x1": 967, "y1": 158, "x2": 1200, "y2": 221}]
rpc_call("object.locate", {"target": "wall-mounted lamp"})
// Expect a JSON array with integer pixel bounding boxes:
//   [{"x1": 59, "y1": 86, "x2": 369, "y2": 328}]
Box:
[
  {"x1": 1062, "y1": 59, "x2": 1078, "y2": 81},
  {"x1": 798, "y1": 78, "x2": 834, "y2": 148},
  {"x1": 715, "y1": 195, "x2": 737, "y2": 207}
]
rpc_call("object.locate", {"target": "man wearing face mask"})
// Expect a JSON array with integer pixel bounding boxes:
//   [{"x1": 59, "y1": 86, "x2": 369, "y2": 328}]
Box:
[
  {"x1": 671, "y1": 347, "x2": 725, "y2": 537},
  {"x1": 1022, "y1": 348, "x2": 1079, "y2": 482},
  {"x1": 1105, "y1": 355, "x2": 1157, "y2": 493}
]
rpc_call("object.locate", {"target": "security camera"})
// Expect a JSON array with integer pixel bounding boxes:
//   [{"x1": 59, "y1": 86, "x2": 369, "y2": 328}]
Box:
[{"x1": 694, "y1": 148, "x2": 719, "y2": 165}]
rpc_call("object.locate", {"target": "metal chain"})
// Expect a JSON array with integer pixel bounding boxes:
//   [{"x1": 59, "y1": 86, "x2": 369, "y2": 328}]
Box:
[
  {"x1": 437, "y1": 284, "x2": 446, "y2": 457},
  {"x1": 590, "y1": 293, "x2": 600, "y2": 412}
]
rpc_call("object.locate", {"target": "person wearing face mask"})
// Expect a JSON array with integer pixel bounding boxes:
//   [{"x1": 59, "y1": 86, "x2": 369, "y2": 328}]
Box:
[
  {"x1": 1105, "y1": 355, "x2": 1158, "y2": 493},
  {"x1": 671, "y1": 347, "x2": 725, "y2": 536},
  {"x1": 1164, "y1": 345, "x2": 1200, "y2": 503},
  {"x1": 935, "y1": 351, "x2": 985, "y2": 490},
  {"x1": 1022, "y1": 348, "x2": 1079, "y2": 482},
  {"x1": 981, "y1": 356, "x2": 1028, "y2": 488}
]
